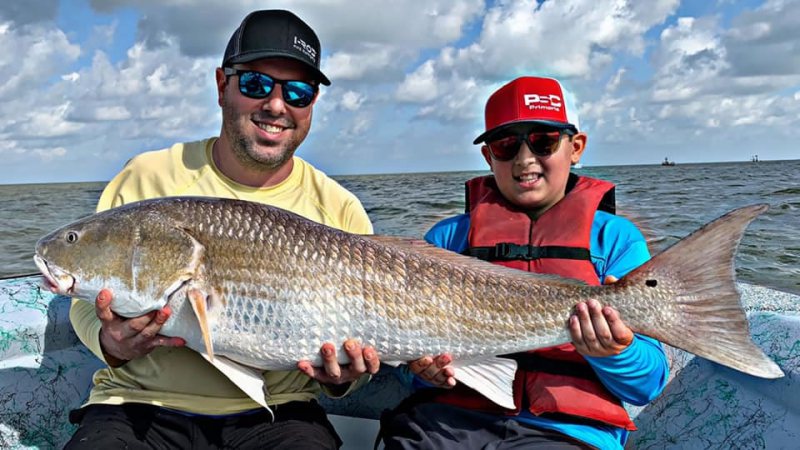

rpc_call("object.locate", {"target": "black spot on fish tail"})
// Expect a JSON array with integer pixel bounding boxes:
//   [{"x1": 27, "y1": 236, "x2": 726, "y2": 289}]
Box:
[{"x1": 621, "y1": 204, "x2": 783, "y2": 379}]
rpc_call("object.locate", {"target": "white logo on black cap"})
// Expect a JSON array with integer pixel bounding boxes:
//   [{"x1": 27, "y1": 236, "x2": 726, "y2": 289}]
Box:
[{"x1": 293, "y1": 36, "x2": 317, "y2": 62}]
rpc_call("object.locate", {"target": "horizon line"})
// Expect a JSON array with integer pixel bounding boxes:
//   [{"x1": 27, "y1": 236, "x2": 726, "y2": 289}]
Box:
[{"x1": 1, "y1": 158, "x2": 798, "y2": 187}]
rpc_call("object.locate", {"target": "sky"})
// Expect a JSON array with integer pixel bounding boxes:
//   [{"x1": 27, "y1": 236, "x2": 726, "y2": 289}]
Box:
[{"x1": 0, "y1": 0, "x2": 798, "y2": 184}]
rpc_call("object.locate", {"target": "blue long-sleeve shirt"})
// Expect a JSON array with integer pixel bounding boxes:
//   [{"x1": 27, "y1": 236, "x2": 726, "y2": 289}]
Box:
[{"x1": 415, "y1": 210, "x2": 669, "y2": 449}]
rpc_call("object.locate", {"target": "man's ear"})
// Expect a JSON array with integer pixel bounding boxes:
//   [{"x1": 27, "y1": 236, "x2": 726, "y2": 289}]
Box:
[
  {"x1": 215, "y1": 68, "x2": 227, "y2": 107},
  {"x1": 570, "y1": 133, "x2": 587, "y2": 165},
  {"x1": 480, "y1": 145, "x2": 494, "y2": 171}
]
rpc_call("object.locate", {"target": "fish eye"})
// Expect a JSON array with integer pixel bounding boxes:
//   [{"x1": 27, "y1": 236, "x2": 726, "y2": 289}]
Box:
[{"x1": 65, "y1": 231, "x2": 79, "y2": 244}]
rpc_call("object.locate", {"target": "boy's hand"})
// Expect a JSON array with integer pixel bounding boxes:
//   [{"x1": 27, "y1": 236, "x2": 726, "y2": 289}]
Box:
[
  {"x1": 569, "y1": 275, "x2": 634, "y2": 357},
  {"x1": 408, "y1": 354, "x2": 456, "y2": 388},
  {"x1": 297, "y1": 339, "x2": 380, "y2": 386}
]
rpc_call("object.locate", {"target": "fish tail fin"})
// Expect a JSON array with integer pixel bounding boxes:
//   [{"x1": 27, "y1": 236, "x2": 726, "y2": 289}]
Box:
[{"x1": 621, "y1": 204, "x2": 783, "y2": 378}]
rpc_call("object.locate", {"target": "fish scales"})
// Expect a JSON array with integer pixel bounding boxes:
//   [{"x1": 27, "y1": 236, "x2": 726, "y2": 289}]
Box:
[
  {"x1": 185, "y1": 200, "x2": 559, "y2": 366},
  {"x1": 113, "y1": 202, "x2": 583, "y2": 355}
]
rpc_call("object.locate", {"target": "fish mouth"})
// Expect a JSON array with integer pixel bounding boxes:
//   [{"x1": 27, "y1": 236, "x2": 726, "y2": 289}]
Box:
[{"x1": 33, "y1": 255, "x2": 76, "y2": 295}]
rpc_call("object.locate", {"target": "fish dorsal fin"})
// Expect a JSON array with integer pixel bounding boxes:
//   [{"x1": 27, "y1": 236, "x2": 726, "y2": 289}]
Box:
[
  {"x1": 363, "y1": 235, "x2": 437, "y2": 248},
  {"x1": 362, "y1": 235, "x2": 585, "y2": 286},
  {"x1": 451, "y1": 357, "x2": 518, "y2": 410}
]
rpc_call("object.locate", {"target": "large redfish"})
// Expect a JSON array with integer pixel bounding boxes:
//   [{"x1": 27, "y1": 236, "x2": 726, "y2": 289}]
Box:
[{"x1": 33, "y1": 197, "x2": 783, "y2": 409}]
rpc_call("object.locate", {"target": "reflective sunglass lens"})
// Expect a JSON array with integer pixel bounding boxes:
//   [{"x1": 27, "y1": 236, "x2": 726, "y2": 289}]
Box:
[
  {"x1": 526, "y1": 132, "x2": 562, "y2": 157},
  {"x1": 488, "y1": 136, "x2": 521, "y2": 161},
  {"x1": 239, "y1": 72, "x2": 274, "y2": 98},
  {"x1": 284, "y1": 81, "x2": 316, "y2": 107}
]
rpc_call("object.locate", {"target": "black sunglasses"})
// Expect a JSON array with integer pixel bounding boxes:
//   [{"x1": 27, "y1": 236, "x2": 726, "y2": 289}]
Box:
[
  {"x1": 223, "y1": 68, "x2": 318, "y2": 108},
  {"x1": 486, "y1": 128, "x2": 575, "y2": 161}
]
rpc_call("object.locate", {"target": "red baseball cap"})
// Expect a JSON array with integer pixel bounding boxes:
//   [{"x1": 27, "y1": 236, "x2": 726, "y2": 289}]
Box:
[{"x1": 473, "y1": 76, "x2": 580, "y2": 144}]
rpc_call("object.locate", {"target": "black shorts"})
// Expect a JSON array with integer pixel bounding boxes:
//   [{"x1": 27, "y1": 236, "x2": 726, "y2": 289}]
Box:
[
  {"x1": 64, "y1": 401, "x2": 341, "y2": 450},
  {"x1": 381, "y1": 402, "x2": 595, "y2": 450}
]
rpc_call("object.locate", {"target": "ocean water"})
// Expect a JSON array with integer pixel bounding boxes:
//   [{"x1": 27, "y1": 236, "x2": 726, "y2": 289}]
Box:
[{"x1": 1, "y1": 160, "x2": 798, "y2": 294}]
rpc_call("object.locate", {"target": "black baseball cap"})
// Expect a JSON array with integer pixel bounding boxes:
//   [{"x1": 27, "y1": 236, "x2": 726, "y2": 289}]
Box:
[{"x1": 222, "y1": 10, "x2": 330, "y2": 86}]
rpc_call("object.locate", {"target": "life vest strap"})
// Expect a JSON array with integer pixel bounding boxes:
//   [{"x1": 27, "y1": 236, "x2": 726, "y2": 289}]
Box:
[{"x1": 467, "y1": 244, "x2": 591, "y2": 262}]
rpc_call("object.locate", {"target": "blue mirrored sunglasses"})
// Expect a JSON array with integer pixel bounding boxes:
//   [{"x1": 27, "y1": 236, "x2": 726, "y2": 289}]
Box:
[{"x1": 223, "y1": 68, "x2": 318, "y2": 108}]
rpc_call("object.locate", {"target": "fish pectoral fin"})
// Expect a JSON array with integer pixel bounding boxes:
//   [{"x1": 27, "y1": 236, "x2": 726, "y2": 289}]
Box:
[
  {"x1": 131, "y1": 219, "x2": 206, "y2": 302},
  {"x1": 201, "y1": 354, "x2": 271, "y2": 410},
  {"x1": 451, "y1": 357, "x2": 518, "y2": 410},
  {"x1": 188, "y1": 288, "x2": 214, "y2": 360}
]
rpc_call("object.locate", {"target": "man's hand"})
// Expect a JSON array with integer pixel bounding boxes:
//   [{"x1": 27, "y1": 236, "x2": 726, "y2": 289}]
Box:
[
  {"x1": 95, "y1": 289, "x2": 185, "y2": 367},
  {"x1": 408, "y1": 354, "x2": 456, "y2": 388},
  {"x1": 569, "y1": 275, "x2": 634, "y2": 357},
  {"x1": 297, "y1": 339, "x2": 380, "y2": 386}
]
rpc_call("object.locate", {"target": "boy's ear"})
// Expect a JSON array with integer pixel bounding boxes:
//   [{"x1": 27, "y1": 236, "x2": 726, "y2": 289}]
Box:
[
  {"x1": 480, "y1": 145, "x2": 494, "y2": 171},
  {"x1": 570, "y1": 133, "x2": 587, "y2": 165}
]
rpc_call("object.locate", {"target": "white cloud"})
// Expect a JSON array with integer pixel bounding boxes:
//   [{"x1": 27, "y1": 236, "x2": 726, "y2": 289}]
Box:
[
  {"x1": 392, "y1": 0, "x2": 681, "y2": 122},
  {"x1": 606, "y1": 68, "x2": 626, "y2": 93},
  {"x1": 300, "y1": 0, "x2": 485, "y2": 49},
  {"x1": 0, "y1": 0, "x2": 59, "y2": 25},
  {"x1": 324, "y1": 45, "x2": 397, "y2": 81},
  {"x1": 340, "y1": 91, "x2": 366, "y2": 111},
  {"x1": 431, "y1": 0, "x2": 680, "y2": 80},
  {"x1": 342, "y1": 114, "x2": 371, "y2": 138},
  {"x1": 722, "y1": 0, "x2": 800, "y2": 79},
  {"x1": 416, "y1": 76, "x2": 482, "y2": 122},
  {"x1": 396, "y1": 61, "x2": 439, "y2": 103},
  {"x1": 93, "y1": 105, "x2": 132, "y2": 121},
  {"x1": 0, "y1": 138, "x2": 18, "y2": 154},
  {"x1": 57, "y1": 42, "x2": 217, "y2": 135},
  {"x1": 652, "y1": 16, "x2": 727, "y2": 102},
  {"x1": 32, "y1": 146, "x2": 67, "y2": 161},
  {"x1": 0, "y1": 23, "x2": 80, "y2": 100},
  {"x1": 14, "y1": 102, "x2": 84, "y2": 138}
]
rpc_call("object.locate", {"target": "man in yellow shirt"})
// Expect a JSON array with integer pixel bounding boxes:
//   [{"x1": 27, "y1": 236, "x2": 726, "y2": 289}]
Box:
[{"x1": 64, "y1": 9, "x2": 379, "y2": 449}]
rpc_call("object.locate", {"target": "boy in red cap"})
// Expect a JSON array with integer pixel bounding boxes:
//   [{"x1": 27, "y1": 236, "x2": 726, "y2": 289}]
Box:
[{"x1": 382, "y1": 77, "x2": 669, "y2": 449}]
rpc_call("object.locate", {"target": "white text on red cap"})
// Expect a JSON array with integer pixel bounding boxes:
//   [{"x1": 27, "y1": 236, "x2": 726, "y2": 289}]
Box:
[{"x1": 523, "y1": 93, "x2": 563, "y2": 112}]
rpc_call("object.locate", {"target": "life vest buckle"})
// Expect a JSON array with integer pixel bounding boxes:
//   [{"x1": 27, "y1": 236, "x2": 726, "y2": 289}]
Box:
[{"x1": 495, "y1": 243, "x2": 540, "y2": 260}]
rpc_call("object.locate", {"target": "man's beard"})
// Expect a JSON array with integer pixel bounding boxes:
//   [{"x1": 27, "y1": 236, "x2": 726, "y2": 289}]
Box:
[{"x1": 222, "y1": 103, "x2": 300, "y2": 171}]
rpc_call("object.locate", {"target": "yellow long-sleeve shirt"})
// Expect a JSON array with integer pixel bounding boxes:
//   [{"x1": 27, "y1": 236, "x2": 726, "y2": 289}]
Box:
[{"x1": 70, "y1": 137, "x2": 373, "y2": 414}]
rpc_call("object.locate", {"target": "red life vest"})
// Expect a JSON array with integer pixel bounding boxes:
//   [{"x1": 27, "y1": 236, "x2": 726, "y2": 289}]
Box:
[{"x1": 431, "y1": 174, "x2": 637, "y2": 431}]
